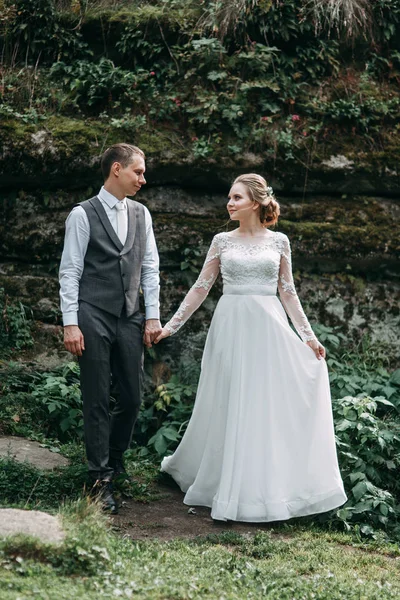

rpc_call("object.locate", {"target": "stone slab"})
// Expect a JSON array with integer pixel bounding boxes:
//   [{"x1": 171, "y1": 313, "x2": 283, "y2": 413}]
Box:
[
  {"x1": 0, "y1": 436, "x2": 69, "y2": 470},
  {"x1": 0, "y1": 509, "x2": 65, "y2": 544}
]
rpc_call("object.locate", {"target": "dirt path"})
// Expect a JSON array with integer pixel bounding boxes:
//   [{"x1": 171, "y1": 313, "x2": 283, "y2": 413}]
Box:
[{"x1": 112, "y1": 480, "x2": 274, "y2": 541}]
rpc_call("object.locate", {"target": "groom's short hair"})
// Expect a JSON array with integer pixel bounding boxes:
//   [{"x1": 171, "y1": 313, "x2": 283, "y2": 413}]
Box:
[{"x1": 101, "y1": 143, "x2": 145, "y2": 180}]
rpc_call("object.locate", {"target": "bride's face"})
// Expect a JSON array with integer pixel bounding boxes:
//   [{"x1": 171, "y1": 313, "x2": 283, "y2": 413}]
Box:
[{"x1": 227, "y1": 183, "x2": 256, "y2": 220}]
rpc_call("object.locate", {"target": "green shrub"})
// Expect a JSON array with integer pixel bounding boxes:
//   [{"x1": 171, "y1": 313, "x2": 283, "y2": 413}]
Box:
[
  {"x1": 31, "y1": 362, "x2": 84, "y2": 440},
  {"x1": 0, "y1": 362, "x2": 83, "y2": 441},
  {"x1": 2, "y1": 0, "x2": 400, "y2": 158},
  {"x1": 0, "y1": 456, "x2": 89, "y2": 509},
  {"x1": 309, "y1": 325, "x2": 400, "y2": 536},
  {"x1": 2, "y1": 0, "x2": 90, "y2": 64},
  {"x1": 333, "y1": 395, "x2": 400, "y2": 534},
  {"x1": 49, "y1": 59, "x2": 139, "y2": 109},
  {"x1": 312, "y1": 95, "x2": 400, "y2": 132},
  {"x1": 137, "y1": 371, "x2": 197, "y2": 457},
  {"x1": 0, "y1": 288, "x2": 33, "y2": 353}
]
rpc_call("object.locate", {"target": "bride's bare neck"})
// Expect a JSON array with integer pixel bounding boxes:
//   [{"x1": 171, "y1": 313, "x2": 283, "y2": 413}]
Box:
[
  {"x1": 234, "y1": 224, "x2": 267, "y2": 237},
  {"x1": 234, "y1": 212, "x2": 266, "y2": 236}
]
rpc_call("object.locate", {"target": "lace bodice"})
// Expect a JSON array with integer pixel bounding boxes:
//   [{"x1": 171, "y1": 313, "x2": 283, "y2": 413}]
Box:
[
  {"x1": 216, "y1": 232, "x2": 286, "y2": 287},
  {"x1": 165, "y1": 231, "x2": 317, "y2": 342}
]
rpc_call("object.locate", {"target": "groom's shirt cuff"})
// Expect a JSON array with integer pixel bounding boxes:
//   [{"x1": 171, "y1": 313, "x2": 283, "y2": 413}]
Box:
[
  {"x1": 63, "y1": 311, "x2": 79, "y2": 326},
  {"x1": 145, "y1": 304, "x2": 160, "y2": 320}
]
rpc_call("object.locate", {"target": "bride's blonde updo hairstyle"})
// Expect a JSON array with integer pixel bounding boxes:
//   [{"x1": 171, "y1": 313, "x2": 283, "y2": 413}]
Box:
[{"x1": 233, "y1": 173, "x2": 280, "y2": 227}]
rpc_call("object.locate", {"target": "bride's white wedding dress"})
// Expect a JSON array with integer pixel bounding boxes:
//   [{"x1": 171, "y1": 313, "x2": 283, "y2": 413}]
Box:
[{"x1": 161, "y1": 231, "x2": 347, "y2": 522}]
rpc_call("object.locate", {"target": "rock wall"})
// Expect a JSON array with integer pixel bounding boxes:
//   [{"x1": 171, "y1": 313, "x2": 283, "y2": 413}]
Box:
[{"x1": 1, "y1": 157, "x2": 399, "y2": 367}]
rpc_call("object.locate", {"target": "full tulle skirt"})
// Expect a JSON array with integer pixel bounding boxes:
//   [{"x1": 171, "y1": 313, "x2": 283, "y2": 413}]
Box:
[{"x1": 161, "y1": 292, "x2": 347, "y2": 522}]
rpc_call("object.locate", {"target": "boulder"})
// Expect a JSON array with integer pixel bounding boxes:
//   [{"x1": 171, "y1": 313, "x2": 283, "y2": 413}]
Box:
[
  {"x1": 0, "y1": 508, "x2": 65, "y2": 544},
  {"x1": 0, "y1": 436, "x2": 69, "y2": 470}
]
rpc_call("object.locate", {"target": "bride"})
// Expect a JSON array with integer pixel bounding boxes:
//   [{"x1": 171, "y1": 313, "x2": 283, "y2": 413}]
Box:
[{"x1": 155, "y1": 173, "x2": 347, "y2": 523}]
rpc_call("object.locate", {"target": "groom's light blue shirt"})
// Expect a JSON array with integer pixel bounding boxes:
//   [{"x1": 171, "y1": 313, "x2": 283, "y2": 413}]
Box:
[{"x1": 59, "y1": 186, "x2": 160, "y2": 326}]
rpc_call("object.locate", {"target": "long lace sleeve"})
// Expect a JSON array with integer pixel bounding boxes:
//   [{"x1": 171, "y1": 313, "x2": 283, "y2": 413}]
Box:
[
  {"x1": 278, "y1": 235, "x2": 317, "y2": 343},
  {"x1": 165, "y1": 236, "x2": 221, "y2": 335}
]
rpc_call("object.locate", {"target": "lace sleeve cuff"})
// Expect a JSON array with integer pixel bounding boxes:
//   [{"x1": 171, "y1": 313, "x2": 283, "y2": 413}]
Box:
[
  {"x1": 299, "y1": 327, "x2": 318, "y2": 342},
  {"x1": 163, "y1": 236, "x2": 221, "y2": 336},
  {"x1": 164, "y1": 299, "x2": 190, "y2": 335}
]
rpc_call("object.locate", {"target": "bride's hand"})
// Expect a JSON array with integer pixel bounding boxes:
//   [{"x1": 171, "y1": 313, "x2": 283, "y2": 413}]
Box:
[
  {"x1": 306, "y1": 339, "x2": 326, "y2": 360},
  {"x1": 154, "y1": 327, "x2": 171, "y2": 344}
]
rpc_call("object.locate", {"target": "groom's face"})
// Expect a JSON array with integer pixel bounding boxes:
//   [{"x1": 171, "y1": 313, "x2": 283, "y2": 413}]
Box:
[{"x1": 118, "y1": 155, "x2": 146, "y2": 197}]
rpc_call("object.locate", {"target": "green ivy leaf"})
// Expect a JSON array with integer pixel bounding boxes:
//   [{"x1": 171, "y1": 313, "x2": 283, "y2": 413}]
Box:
[{"x1": 352, "y1": 481, "x2": 367, "y2": 502}]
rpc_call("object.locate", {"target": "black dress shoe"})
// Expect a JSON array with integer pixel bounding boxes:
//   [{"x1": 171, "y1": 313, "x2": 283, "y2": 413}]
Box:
[
  {"x1": 109, "y1": 458, "x2": 127, "y2": 477},
  {"x1": 92, "y1": 479, "x2": 118, "y2": 514}
]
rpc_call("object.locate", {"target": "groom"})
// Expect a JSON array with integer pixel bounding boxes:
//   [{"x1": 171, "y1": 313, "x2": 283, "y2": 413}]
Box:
[{"x1": 59, "y1": 143, "x2": 161, "y2": 513}]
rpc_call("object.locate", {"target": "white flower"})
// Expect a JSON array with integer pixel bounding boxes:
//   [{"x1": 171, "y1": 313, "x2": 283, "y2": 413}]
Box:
[{"x1": 266, "y1": 186, "x2": 275, "y2": 197}]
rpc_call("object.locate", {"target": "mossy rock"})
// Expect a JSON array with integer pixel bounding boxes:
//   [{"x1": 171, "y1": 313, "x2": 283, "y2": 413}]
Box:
[
  {"x1": 0, "y1": 187, "x2": 398, "y2": 269},
  {"x1": 1, "y1": 116, "x2": 400, "y2": 193},
  {"x1": 0, "y1": 118, "x2": 104, "y2": 188}
]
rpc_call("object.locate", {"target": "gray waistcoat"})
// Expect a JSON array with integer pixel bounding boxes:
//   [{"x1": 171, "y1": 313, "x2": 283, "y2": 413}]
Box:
[{"x1": 78, "y1": 196, "x2": 146, "y2": 318}]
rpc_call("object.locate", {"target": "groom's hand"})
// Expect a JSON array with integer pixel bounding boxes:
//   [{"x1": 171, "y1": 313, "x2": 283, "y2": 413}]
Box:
[
  {"x1": 64, "y1": 325, "x2": 85, "y2": 357},
  {"x1": 143, "y1": 319, "x2": 162, "y2": 348}
]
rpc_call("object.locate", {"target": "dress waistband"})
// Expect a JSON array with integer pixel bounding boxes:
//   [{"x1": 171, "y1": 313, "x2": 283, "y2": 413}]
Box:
[{"x1": 223, "y1": 284, "x2": 276, "y2": 296}]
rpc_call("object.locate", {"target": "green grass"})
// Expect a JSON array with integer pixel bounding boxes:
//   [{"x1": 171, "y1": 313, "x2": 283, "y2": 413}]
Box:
[
  {"x1": 1, "y1": 501, "x2": 400, "y2": 600},
  {"x1": 0, "y1": 451, "x2": 161, "y2": 510},
  {"x1": 0, "y1": 453, "x2": 89, "y2": 511}
]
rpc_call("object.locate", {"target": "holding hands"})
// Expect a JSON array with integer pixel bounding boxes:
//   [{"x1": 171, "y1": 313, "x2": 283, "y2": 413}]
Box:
[
  {"x1": 143, "y1": 319, "x2": 163, "y2": 348},
  {"x1": 154, "y1": 327, "x2": 171, "y2": 344}
]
